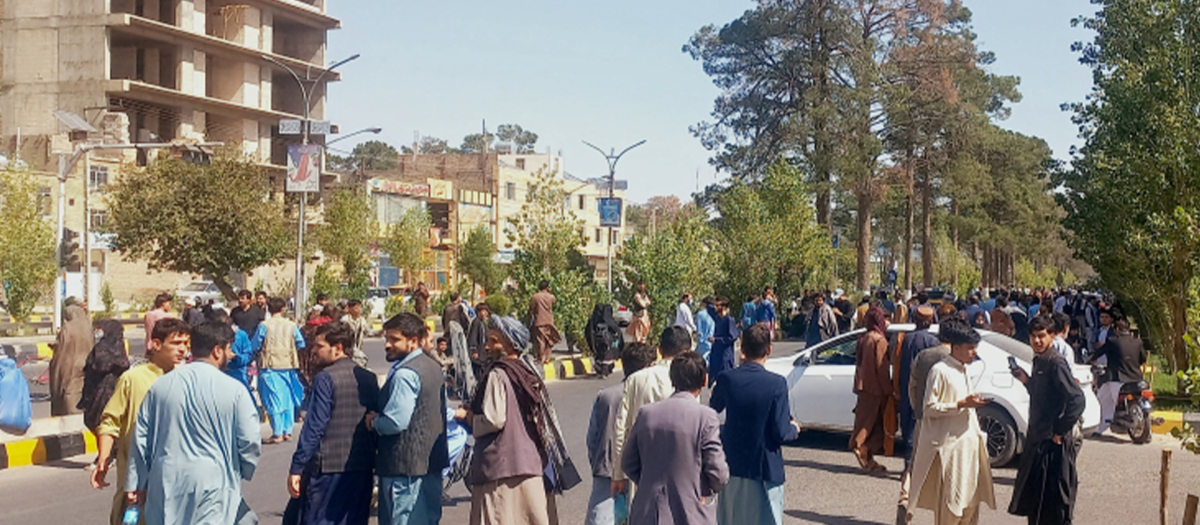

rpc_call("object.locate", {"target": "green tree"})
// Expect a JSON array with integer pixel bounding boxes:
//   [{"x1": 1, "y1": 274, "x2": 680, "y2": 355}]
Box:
[
  {"x1": 460, "y1": 132, "x2": 495, "y2": 154},
  {"x1": 505, "y1": 169, "x2": 603, "y2": 352},
  {"x1": 0, "y1": 167, "x2": 57, "y2": 324},
  {"x1": 316, "y1": 188, "x2": 376, "y2": 298},
  {"x1": 711, "y1": 161, "x2": 831, "y2": 302},
  {"x1": 614, "y1": 213, "x2": 720, "y2": 339},
  {"x1": 401, "y1": 136, "x2": 454, "y2": 155},
  {"x1": 1058, "y1": 0, "x2": 1200, "y2": 371},
  {"x1": 328, "y1": 140, "x2": 400, "y2": 171},
  {"x1": 495, "y1": 124, "x2": 539, "y2": 153},
  {"x1": 458, "y1": 225, "x2": 505, "y2": 294},
  {"x1": 380, "y1": 206, "x2": 432, "y2": 284},
  {"x1": 104, "y1": 154, "x2": 291, "y2": 299}
]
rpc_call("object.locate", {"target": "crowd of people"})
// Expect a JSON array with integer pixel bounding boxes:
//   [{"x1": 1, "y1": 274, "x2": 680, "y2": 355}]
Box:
[{"x1": 22, "y1": 279, "x2": 1147, "y2": 525}]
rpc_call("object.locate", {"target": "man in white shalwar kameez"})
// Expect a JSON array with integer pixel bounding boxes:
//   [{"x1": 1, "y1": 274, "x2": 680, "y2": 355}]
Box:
[
  {"x1": 126, "y1": 322, "x2": 262, "y2": 525},
  {"x1": 908, "y1": 320, "x2": 995, "y2": 525}
]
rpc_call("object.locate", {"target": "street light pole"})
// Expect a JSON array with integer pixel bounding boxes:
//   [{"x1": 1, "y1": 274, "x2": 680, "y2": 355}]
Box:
[
  {"x1": 582, "y1": 139, "x2": 645, "y2": 294},
  {"x1": 262, "y1": 54, "x2": 359, "y2": 319}
]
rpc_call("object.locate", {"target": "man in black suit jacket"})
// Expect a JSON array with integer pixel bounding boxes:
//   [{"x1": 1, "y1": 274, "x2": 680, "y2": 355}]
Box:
[{"x1": 709, "y1": 324, "x2": 801, "y2": 525}]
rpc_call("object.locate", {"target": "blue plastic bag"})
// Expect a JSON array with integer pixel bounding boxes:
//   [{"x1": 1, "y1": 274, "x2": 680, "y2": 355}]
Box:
[
  {"x1": 614, "y1": 492, "x2": 630, "y2": 525},
  {"x1": 0, "y1": 356, "x2": 32, "y2": 431}
]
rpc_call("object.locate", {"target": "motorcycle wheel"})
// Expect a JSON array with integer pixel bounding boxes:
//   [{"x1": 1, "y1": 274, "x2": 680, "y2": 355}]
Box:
[{"x1": 1127, "y1": 403, "x2": 1153, "y2": 444}]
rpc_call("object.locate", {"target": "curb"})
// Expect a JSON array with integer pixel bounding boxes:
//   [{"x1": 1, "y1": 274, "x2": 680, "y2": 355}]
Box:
[
  {"x1": 1, "y1": 312, "x2": 145, "y2": 324},
  {"x1": 1150, "y1": 410, "x2": 1200, "y2": 435},
  {"x1": 543, "y1": 355, "x2": 621, "y2": 380},
  {"x1": 0, "y1": 430, "x2": 97, "y2": 470}
]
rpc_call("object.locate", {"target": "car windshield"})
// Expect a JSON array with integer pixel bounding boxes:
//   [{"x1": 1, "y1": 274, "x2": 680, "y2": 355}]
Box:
[
  {"x1": 979, "y1": 332, "x2": 1035, "y2": 362},
  {"x1": 181, "y1": 282, "x2": 209, "y2": 292}
]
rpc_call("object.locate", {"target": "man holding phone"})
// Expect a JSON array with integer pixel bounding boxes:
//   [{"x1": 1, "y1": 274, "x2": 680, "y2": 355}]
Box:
[
  {"x1": 1008, "y1": 315, "x2": 1086, "y2": 525},
  {"x1": 908, "y1": 318, "x2": 996, "y2": 524}
]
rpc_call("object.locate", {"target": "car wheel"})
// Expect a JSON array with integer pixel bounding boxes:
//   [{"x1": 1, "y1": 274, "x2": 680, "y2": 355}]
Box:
[{"x1": 977, "y1": 404, "x2": 1019, "y2": 467}]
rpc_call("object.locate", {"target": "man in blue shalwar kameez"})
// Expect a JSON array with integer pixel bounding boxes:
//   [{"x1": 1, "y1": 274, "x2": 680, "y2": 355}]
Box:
[
  {"x1": 126, "y1": 321, "x2": 261, "y2": 525},
  {"x1": 695, "y1": 297, "x2": 716, "y2": 361}
]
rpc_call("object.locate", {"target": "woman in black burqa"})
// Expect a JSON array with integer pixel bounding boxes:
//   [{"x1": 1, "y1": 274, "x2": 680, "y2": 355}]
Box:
[
  {"x1": 77, "y1": 319, "x2": 129, "y2": 433},
  {"x1": 585, "y1": 304, "x2": 624, "y2": 378}
]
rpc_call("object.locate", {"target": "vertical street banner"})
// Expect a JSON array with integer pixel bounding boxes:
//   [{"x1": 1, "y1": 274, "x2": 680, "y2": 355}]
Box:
[
  {"x1": 598, "y1": 197, "x2": 623, "y2": 227},
  {"x1": 287, "y1": 144, "x2": 322, "y2": 193}
]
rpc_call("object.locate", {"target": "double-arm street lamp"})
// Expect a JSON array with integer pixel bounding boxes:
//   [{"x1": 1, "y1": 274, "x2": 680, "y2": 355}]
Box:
[
  {"x1": 261, "y1": 54, "x2": 359, "y2": 318},
  {"x1": 581, "y1": 139, "x2": 645, "y2": 294}
]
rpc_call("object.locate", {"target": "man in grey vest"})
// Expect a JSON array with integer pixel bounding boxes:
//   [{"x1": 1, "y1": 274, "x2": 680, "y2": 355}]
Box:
[
  {"x1": 367, "y1": 313, "x2": 449, "y2": 525},
  {"x1": 285, "y1": 321, "x2": 379, "y2": 525}
]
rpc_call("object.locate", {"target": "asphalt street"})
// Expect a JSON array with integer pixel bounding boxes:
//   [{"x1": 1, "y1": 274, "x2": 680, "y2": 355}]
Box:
[{"x1": 4, "y1": 338, "x2": 1200, "y2": 524}]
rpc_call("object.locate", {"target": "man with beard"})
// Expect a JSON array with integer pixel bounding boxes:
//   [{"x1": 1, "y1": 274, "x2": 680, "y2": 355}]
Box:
[{"x1": 1008, "y1": 315, "x2": 1086, "y2": 525}]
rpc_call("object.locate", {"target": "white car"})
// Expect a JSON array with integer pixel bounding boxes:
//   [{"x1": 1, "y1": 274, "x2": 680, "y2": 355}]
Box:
[
  {"x1": 764, "y1": 325, "x2": 1101, "y2": 466},
  {"x1": 175, "y1": 281, "x2": 226, "y2": 309}
]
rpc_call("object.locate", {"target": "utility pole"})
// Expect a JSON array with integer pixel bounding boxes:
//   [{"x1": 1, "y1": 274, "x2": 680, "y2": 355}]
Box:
[
  {"x1": 263, "y1": 53, "x2": 359, "y2": 319},
  {"x1": 582, "y1": 139, "x2": 645, "y2": 294}
]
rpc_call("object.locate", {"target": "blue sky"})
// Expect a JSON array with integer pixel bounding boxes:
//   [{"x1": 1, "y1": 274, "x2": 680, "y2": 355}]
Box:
[{"x1": 327, "y1": 0, "x2": 1098, "y2": 203}]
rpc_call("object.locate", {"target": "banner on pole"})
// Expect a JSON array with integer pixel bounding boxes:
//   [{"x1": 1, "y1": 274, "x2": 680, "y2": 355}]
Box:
[
  {"x1": 599, "y1": 197, "x2": 623, "y2": 227},
  {"x1": 286, "y1": 145, "x2": 322, "y2": 193}
]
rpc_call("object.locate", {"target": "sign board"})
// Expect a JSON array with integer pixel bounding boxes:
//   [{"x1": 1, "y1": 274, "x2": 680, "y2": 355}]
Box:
[
  {"x1": 598, "y1": 197, "x2": 623, "y2": 227},
  {"x1": 279, "y1": 119, "x2": 303, "y2": 135},
  {"x1": 371, "y1": 178, "x2": 431, "y2": 197},
  {"x1": 832, "y1": 234, "x2": 839, "y2": 249},
  {"x1": 495, "y1": 250, "x2": 516, "y2": 264},
  {"x1": 308, "y1": 120, "x2": 332, "y2": 136},
  {"x1": 427, "y1": 178, "x2": 454, "y2": 200},
  {"x1": 286, "y1": 144, "x2": 322, "y2": 193},
  {"x1": 888, "y1": 269, "x2": 898, "y2": 284}
]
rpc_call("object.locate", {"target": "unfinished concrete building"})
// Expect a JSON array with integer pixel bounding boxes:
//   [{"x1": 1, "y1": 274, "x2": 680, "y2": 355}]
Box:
[
  {"x1": 0, "y1": 0, "x2": 340, "y2": 304},
  {"x1": 0, "y1": 0, "x2": 339, "y2": 168}
]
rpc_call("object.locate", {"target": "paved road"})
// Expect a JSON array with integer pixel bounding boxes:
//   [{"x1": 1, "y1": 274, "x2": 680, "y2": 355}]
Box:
[{"x1": 5, "y1": 339, "x2": 1200, "y2": 524}]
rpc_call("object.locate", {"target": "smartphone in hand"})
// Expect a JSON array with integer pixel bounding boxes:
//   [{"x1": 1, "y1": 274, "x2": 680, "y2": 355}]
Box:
[{"x1": 1007, "y1": 356, "x2": 1018, "y2": 371}]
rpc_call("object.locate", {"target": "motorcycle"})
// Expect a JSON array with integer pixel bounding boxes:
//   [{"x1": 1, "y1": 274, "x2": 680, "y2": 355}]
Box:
[{"x1": 1110, "y1": 380, "x2": 1155, "y2": 444}]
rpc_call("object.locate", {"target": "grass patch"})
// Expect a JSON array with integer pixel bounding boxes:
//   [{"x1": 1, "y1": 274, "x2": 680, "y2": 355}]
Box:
[{"x1": 1149, "y1": 354, "x2": 1200, "y2": 413}]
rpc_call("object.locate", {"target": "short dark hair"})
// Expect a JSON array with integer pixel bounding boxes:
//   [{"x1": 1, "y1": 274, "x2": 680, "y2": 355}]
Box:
[
  {"x1": 437, "y1": 336, "x2": 449, "y2": 345},
  {"x1": 316, "y1": 294, "x2": 329, "y2": 302},
  {"x1": 916, "y1": 292, "x2": 929, "y2": 304},
  {"x1": 238, "y1": 290, "x2": 252, "y2": 299},
  {"x1": 741, "y1": 323, "x2": 771, "y2": 359},
  {"x1": 476, "y1": 303, "x2": 490, "y2": 315},
  {"x1": 316, "y1": 321, "x2": 353, "y2": 350},
  {"x1": 268, "y1": 297, "x2": 286, "y2": 314},
  {"x1": 346, "y1": 299, "x2": 362, "y2": 308},
  {"x1": 538, "y1": 280, "x2": 550, "y2": 291},
  {"x1": 384, "y1": 312, "x2": 427, "y2": 339},
  {"x1": 659, "y1": 326, "x2": 692, "y2": 357},
  {"x1": 621, "y1": 342, "x2": 657, "y2": 377},
  {"x1": 450, "y1": 292, "x2": 461, "y2": 302},
  {"x1": 154, "y1": 293, "x2": 173, "y2": 308},
  {"x1": 1115, "y1": 319, "x2": 1131, "y2": 332},
  {"x1": 938, "y1": 317, "x2": 980, "y2": 345},
  {"x1": 681, "y1": 292, "x2": 692, "y2": 301},
  {"x1": 1029, "y1": 315, "x2": 1056, "y2": 334},
  {"x1": 1051, "y1": 312, "x2": 1070, "y2": 334},
  {"x1": 152, "y1": 317, "x2": 191, "y2": 342},
  {"x1": 255, "y1": 290, "x2": 268, "y2": 298},
  {"x1": 190, "y1": 322, "x2": 233, "y2": 359},
  {"x1": 669, "y1": 352, "x2": 707, "y2": 391},
  {"x1": 206, "y1": 308, "x2": 232, "y2": 325}
]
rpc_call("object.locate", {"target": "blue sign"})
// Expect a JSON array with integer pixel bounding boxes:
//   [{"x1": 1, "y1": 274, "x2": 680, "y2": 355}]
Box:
[
  {"x1": 598, "y1": 198, "x2": 623, "y2": 227},
  {"x1": 888, "y1": 269, "x2": 897, "y2": 284},
  {"x1": 832, "y1": 234, "x2": 839, "y2": 249}
]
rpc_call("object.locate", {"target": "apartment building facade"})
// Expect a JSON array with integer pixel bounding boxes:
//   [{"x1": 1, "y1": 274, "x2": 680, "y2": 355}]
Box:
[{"x1": 0, "y1": 0, "x2": 339, "y2": 304}]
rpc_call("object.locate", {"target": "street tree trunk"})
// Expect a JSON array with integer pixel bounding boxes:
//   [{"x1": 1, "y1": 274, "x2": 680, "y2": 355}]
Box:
[
  {"x1": 903, "y1": 149, "x2": 915, "y2": 295},
  {"x1": 921, "y1": 164, "x2": 934, "y2": 289},
  {"x1": 856, "y1": 192, "x2": 873, "y2": 292}
]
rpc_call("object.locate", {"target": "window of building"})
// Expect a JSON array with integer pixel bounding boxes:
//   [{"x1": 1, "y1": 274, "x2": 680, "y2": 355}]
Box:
[
  {"x1": 611, "y1": 229, "x2": 620, "y2": 245},
  {"x1": 505, "y1": 182, "x2": 516, "y2": 200},
  {"x1": 88, "y1": 165, "x2": 109, "y2": 188},
  {"x1": 578, "y1": 195, "x2": 586, "y2": 210},
  {"x1": 595, "y1": 228, "x2": 602, "y2": 244},
  {"x1": 38, "y1": 187, "x2": 52, "y2": 216},
  {"x1": 516, "y1": 158, "x2": 526, "y2": 170},
  {"x1": 90, "y1": 209, "x2": 107, "y2": 227}
]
